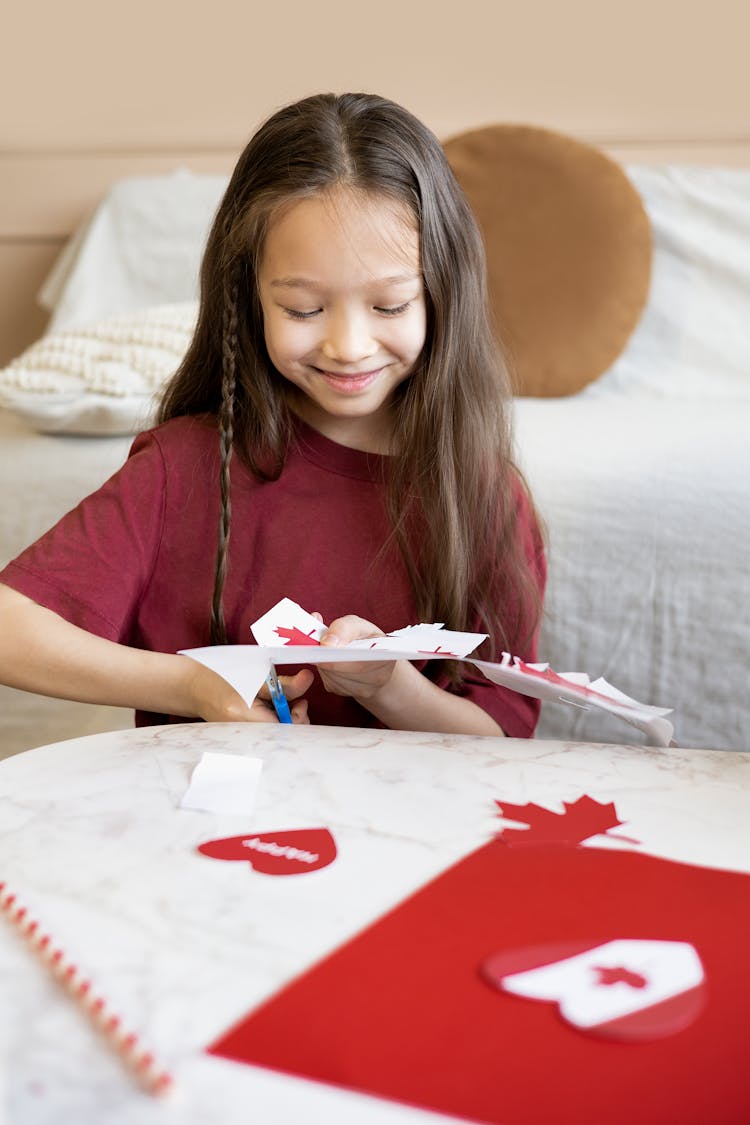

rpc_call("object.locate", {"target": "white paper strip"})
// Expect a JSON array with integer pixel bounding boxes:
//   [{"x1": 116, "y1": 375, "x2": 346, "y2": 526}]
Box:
[{"x1": 180, "y1": 751, "x2": 263, "y2": 815}]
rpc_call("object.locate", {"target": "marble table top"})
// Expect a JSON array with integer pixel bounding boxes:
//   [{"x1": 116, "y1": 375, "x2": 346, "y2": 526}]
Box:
[{"x1": 1, "y1": 722, "x2": 749, "y2": 1124}]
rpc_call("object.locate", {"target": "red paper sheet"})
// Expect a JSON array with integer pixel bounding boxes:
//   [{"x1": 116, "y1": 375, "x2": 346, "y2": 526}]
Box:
[{"x1": 209, "y1": 808, "x2": 750, "y2": 1125}]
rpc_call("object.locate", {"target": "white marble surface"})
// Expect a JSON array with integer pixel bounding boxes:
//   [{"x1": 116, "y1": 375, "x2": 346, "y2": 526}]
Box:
[{"x1": 1, "y1": 723, "x2": 749, "y2": 1124}]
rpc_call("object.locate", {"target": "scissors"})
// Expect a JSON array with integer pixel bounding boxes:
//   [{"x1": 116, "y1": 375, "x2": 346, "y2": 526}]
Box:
[{"x1": 265, "y1": 666, "x2": 293, "y2": 724}]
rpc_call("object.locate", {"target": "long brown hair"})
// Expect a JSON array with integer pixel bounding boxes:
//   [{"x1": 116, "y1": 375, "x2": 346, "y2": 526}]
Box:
[{"x1": 157, "y1": 92, "x2": 541, "y2": 652}]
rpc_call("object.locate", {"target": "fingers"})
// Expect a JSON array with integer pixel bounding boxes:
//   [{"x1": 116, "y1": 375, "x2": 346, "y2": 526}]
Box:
[
  {"x1": 248, "y1": 692, "x2": 309, "y2": 724},
  {"x1": 280, "y1": 667, "x2": 315, "y2": 700},
  {"x1": 319, "y1": 615, "x2": 383, "y2": 648},
  {"x1": 253, "y1": 669, "x2": 313, "y2": 724},
  {"x1": 270, "y1": 669, "x2": 312, "y2": 724},
  {"x1": 290, "y1": 697, "x2": 309, "y2": 724}
]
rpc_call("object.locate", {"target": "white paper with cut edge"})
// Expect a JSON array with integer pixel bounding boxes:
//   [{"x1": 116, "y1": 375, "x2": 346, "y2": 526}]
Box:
[
  {"x1": 249, "y1": 597, "x2": 486, "y2": 657},
  {"x1": 179, "y1": 643, "x2": 272, "y2": 712},
  {"x1": 179, "y1": 751, "x2": 263, "y2": 815},
  {"x1": 471, "y1": 656, "x2": 674, "y2": 747},
  {"x1": 179, "y1": 597, "x2": 675, "y2": 747}
]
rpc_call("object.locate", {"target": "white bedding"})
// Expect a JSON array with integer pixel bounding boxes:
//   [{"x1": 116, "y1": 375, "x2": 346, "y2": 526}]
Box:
[
  {"x1": 516, "y1": 394, "x2": 750, "y2": 749},
  {"x1": 39, "y1": 170, "x2": 228, "y2": 333},
  {"x1": 1, "y1": 163, "x2": 749, "y2": 756},
  {"x1": 0, "y1": 412, "x2": 132, "y2": 755}
]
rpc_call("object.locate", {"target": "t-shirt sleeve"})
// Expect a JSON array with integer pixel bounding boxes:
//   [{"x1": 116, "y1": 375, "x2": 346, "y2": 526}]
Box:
[
  {"x1": 0, "y1": 430, "x2": 167, "y2": 643},
  {"x1": 435, "y1": 483, "x2": 546, "y2": 739}
]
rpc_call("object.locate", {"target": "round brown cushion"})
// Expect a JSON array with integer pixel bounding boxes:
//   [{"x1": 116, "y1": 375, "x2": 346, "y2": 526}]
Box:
[{"x1": 443, "y1": 124, "x2": 652, "y2": 396}]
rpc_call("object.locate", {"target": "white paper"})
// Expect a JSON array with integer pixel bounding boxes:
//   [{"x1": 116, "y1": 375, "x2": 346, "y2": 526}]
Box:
[
  {"x1": 248, "y1": 596, "x2": 487, "y2": 658},
  {"x1": 180, "y1": 751, "x2": 263, "y2": 815},
  {"x1": 250, "y1": 597, "x2": 325, "y2": 647},
  {"x1": 179, "y1": 644, "x2": 271, "y2": 707},
  {"x1": 471, "y1": 657, "x2": 675, "y2": 747},
  {"x1": 180, "y1": 598, "x2": 675, "y2": 747}
]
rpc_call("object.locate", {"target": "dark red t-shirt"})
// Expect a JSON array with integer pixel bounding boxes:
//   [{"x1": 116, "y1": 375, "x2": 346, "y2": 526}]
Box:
[{"x1": 0, "y1": 415, "x2": 545, "y2": 735}]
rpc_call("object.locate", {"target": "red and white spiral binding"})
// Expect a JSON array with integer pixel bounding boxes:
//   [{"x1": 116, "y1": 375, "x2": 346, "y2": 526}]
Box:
[{"x1": 0, "y1": 880, "x2": 174, "y2": 1097}]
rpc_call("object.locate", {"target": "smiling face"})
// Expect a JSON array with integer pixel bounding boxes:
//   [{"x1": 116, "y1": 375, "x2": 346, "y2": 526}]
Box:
[{"x1": 257, "y1": 187, "x2": 427, "y2": 452}]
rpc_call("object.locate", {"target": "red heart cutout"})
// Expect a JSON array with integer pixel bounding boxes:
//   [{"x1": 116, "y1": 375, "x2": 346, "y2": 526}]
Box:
[{"x1": 198, "y1": 828, "x2": 337, "y2": 876}]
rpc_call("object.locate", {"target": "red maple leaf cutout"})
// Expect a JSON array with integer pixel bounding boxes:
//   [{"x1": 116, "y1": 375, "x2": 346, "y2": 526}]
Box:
[
  {"x1": 274, "y1": 625, "x2": 321, "y2": 646},
  {"x1": 494, "y1": 795, "x2": 625, "y2": 847},
  {"x1": 593, "y1": 965, "x2": 648, "y2": 989}
]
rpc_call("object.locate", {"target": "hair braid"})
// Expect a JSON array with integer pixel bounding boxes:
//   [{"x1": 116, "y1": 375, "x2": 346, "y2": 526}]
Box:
[{"x1": 209, "y1": 277, "x2": 239, "y2": 645}]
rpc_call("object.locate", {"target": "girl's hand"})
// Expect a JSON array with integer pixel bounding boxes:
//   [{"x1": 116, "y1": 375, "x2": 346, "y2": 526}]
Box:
[
  {"x1": 316, "y1": 614, "x2": 402, "y2": 703},
  {"x1": 185, "y1": 660, "x2": 313, "y2": 724},
  {"x1": 311, "y1": 610, "x2": 503, "y2": 736}
]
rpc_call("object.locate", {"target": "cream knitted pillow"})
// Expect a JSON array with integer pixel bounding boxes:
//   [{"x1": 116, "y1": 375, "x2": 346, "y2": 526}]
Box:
[{"x1": 0, "y1": 303, "x2": 197, "y2": 435}]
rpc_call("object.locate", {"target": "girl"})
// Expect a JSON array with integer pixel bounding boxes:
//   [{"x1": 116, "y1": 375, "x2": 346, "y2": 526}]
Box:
[{"x1": 0, "y1": 93, "x2": 545, "y2": 738}]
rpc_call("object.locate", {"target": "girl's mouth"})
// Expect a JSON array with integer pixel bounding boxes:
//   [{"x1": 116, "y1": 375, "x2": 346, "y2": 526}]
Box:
[{"x1": 316, "y1": 368, "x2": 383, "y2": 392}]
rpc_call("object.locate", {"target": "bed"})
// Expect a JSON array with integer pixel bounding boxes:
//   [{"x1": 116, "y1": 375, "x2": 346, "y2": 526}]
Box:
[{"x1": 1, "y1": 155, "x2": 749, "y2": 757}]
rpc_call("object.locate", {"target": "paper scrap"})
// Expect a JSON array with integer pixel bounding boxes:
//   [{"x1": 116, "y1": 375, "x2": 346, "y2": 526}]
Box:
[
  {"x1": 251, "y1": 598, "x2": 325, "y2": 648},
  {"x1": 180, "y1": 752, "x2": 263, "y2": 815}
]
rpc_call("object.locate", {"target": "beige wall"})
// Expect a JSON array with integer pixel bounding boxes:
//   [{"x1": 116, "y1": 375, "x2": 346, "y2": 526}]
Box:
[
  {"x1": 2, "y1": 0, "x2": 749, "y2": 363},
  {"x1": 5, "y1": 0, "x2": 750, "y2": 147}
]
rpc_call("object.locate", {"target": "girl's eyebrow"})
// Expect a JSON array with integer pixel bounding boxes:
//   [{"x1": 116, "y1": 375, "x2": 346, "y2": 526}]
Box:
[
  {"x1": 269, "y1": 273, "x2": 421, "y2": 290},
  {"x1": 269, "y1": 278, "x2": 318, "y2": 290}
]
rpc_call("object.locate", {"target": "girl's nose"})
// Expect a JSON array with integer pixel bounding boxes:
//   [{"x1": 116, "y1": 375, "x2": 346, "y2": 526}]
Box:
[{"x1": 320, "y1": 311, "x2": 378, "y2": 364}]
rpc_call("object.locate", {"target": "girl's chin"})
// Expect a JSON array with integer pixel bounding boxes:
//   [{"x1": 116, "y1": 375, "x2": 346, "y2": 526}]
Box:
[{"x1": 296, "y1": 398, "x2": 395, "y2": 452}]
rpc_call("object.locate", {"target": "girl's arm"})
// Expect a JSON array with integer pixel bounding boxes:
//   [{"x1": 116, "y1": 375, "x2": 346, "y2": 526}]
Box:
[
  {"x1": 316, "y1": 615, "x2": 505, "y2": 737},
  {"x1": 0, "y1": 584, "x2": 312, "y2": 724}
]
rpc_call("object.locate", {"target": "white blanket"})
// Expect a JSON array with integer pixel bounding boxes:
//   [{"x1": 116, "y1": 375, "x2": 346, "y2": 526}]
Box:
[
  {"x1": 515, "y1": 394, "x2": 750, "y2": 749},
  {"x1": 0, "y1": 412, "x2": 132, "y2": 756}
]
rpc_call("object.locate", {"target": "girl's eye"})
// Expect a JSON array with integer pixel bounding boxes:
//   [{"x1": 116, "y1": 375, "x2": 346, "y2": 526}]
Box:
[
  {"x1": 283, "y1": 301, "x2": 413, "y2": 320},
  {"x1": 284, "y1": 308, "x2": 321, "y2": 320},
  {"x1": 375, "y1": 302, "x2": 412, "y2": 316}
]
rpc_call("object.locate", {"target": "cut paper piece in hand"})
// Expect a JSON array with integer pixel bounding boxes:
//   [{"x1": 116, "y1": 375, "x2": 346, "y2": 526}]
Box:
[
  {"x1": 482, "y1": 939, "x2": 706, "y2": 1041},
  {"x1": 180, "y1": 752, "x2": 263, "y2": 815},
  {"x1": 250, "y1": 596, "x2": 487, "y2": 658},
  {"x1": 180, "y1": 597, "x2": 674, "y2": 746},
  {"x1": 355, "y1": 622, "x2": 487, "y2": 657},
  {"x1": 198, "y1": 828, "x2": 337, "y2": 876},
  {"x1": 250, "y1": 598, "x2": 325, "y2": 648}
]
